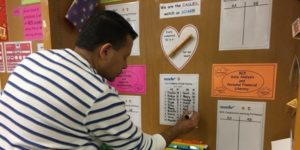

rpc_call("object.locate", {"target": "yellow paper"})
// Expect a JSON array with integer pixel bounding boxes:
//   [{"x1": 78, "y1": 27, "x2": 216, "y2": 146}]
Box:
[
  {"x1": 100, "y1": 0, "x2": 121, "y2": 4},
  {"x1": 22, "y1": 0, "x2": 40, "y2": 5}
]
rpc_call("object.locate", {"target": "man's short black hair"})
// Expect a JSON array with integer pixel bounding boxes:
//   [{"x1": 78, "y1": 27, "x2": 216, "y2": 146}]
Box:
[{"x1": 76, "y1": 10, "x2": 138, "y2": 51}]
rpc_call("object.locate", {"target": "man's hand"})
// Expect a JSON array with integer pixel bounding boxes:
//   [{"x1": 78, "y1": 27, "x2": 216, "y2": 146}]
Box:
[
  {"x1": 174, "y1": 111, "x2": 199, "y2": 135},
  {"x1": 160, "y1": 112, "x2": 200, "y2": 145}
]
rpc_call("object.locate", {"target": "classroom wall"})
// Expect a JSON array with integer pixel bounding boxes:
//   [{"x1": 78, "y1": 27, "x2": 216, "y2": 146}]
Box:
[
  {"x1": 42, "y1": 0, "x2": 300, "y2": 150},
  {"x1": 141, "y1": 1, "x2": 299, "y2": 150},
  {"x1": 3, "y1": 0, "x2": 300, "y2": 150}
]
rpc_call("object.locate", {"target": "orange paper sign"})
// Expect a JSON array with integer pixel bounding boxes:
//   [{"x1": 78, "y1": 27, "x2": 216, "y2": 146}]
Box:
[{"x1": 212, "y1": 63, "x2": 277, "y2": 100}]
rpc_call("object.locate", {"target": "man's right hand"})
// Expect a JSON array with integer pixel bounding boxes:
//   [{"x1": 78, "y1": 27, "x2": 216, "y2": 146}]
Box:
[{"x1": 160, "y1": 111, "x2": 200, "y2": 145}]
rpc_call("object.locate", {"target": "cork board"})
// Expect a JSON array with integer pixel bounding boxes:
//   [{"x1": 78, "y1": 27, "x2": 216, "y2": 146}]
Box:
[
  {"x1": 1, "y1": 0, "x2": 44, "y2": 87},
  {"x1": 39, "y1": 0, "x2": 300, "y2": 150}
]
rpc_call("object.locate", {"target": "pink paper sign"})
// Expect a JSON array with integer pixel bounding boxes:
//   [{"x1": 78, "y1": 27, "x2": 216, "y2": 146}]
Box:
[
  {"x1": 109, "y1": 65, "x2": 146, "y2": 94},
  {"x1": 23, "y1": 4, "x2": 43, "y2": 40},
  {"x1": 0, "y1": 43, "x2": 5, "y2": 72},
  {"x1": 4, "y1": 41, "x2": 32, "y2": 72}
]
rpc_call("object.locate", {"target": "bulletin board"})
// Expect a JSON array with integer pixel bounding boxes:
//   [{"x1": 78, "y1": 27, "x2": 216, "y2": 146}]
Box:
[
  {"x1": 294, "y1": 15, "x2": 300, "y2": 150},
  {"x1": 37, "y1": 0, "x2": 300, "y2": 150},
  {"x1": 0, "y1": 0, "x2": 44, "y2": 87}
]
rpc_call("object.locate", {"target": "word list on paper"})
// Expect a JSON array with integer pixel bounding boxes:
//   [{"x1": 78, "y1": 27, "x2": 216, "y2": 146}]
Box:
[
  {"x1": 217, "y1": 100, "x2": 266, "y2": 150},
  {"x1": 160, "y1": 74, "x2": 199, "y2": 125}
]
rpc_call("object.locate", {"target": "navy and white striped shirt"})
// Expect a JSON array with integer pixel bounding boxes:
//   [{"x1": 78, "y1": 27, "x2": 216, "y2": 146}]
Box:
[{"x1": 0, "y1": 49, "x2": 165, "y2": 150}]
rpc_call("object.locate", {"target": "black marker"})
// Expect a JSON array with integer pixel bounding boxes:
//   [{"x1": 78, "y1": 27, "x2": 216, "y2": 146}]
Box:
[
  {"x1": 185, "y1": 112, "x2": 193, "y2": 119},
  {"x1": 185, "y1": 104, "x2": 193, "y2": 119}
]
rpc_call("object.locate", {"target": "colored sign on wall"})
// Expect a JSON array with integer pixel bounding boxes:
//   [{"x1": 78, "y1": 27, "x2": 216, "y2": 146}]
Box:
[
  {"x1": 109, "y1": 65, "x2": 146, "y2": 95},
  {"x1": 212, "y1": 63, "x2": 277, "y2": 100},
  {"x1": 23, "y1": 4, "x2": 43, "y2": 40},
  {"x1": 4, "y1": 41, "x2": 32, "y2": 72},
  {"x1": 0, "y1": 0, "x2": 8, "y2": 41}
]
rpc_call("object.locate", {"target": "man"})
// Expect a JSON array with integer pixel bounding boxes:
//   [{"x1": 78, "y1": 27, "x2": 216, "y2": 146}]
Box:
[{"x1": 0, "y1": 10, "x2": 199, "y2": 149}]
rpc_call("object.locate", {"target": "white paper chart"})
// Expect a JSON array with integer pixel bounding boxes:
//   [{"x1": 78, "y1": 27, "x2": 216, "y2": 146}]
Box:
[
  {"x1": 160, "y1": 74, "x2": 199, "y2": 125},
  {"x1": 119, "y1": 95, "x2": 141, "y2": 128},
  {"x1": 105, "y1": 2, "x2": 140, "y2": 56},
  {"x1": 217, "y1": 100, "x2": 266, "y2": 150},
  {"x1": 219, "y1": 0, "x2": 273, "y2": 50}
]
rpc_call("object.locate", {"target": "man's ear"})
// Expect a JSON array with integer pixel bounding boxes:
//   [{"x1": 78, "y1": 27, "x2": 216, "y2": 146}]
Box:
[{"x1": 98, "y1": 43, "x2": 113, "y2": 59}]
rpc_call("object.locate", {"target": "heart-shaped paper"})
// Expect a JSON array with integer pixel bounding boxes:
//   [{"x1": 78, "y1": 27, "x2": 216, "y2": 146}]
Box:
[{"x1": 160, "y1": 24, "x2": 199, "y2": 71}]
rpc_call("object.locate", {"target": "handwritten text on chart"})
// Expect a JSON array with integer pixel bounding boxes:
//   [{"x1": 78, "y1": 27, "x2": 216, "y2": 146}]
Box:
[{"x1": 160, "y1": 74, "x2": 199, "y2": 125}]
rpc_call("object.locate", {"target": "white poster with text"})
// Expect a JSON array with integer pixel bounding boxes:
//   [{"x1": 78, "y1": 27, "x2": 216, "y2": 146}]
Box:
[
  {"x1": 217, "y1": 100, "x2": 266, "y2": 150},
  {"x1": 160, "y1": 74, "x2": 199, "y2": 125},
  {"x1": 160, "y1": 0, "x2": 201, "y2": 19}
]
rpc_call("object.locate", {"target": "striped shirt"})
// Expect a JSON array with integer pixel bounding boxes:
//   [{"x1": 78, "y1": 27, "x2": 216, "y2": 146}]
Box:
[{"x1": 0, "y1": 48, "x2": 166, "y2": 150}]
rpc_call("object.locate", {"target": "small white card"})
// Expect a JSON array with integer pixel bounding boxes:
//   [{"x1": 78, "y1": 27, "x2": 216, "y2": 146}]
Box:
[
  {"x1": 271, "y1": 138, "x2": 292, "y2": 150},
  {"x1": 160, "y1": 0, "x2": 201, "y2": 19}
]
